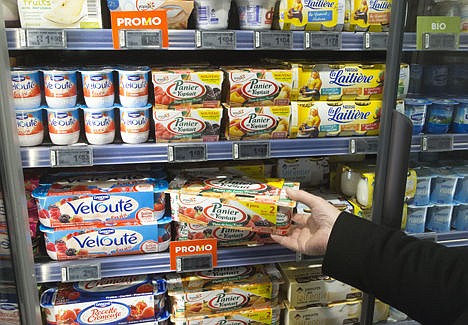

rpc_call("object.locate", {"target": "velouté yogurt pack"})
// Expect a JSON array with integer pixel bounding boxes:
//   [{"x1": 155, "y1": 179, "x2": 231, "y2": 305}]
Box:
[
  {"x1": 33, "y1": 177, "x2": 168, "y2": 228},
  {"x1": 41, "y1": 216, "x2": 171, "y2": 260},
  {"x1": 40, "y1": 275, "x2": 160, "y2": 324}
]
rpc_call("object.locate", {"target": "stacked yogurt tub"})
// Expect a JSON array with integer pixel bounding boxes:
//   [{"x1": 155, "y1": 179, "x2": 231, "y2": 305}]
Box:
[{"x1": 405, "y1": 164, "x2": 468, "y2": 234}]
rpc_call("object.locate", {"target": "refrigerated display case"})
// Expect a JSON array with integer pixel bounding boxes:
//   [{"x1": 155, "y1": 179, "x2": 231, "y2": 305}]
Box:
[{"x1": 1, "y1": 1, "x2": 468, "y2": 324}]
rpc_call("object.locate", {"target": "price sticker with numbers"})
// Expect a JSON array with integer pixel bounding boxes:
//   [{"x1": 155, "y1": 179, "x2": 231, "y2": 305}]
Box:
[
  {"x1": 19, "y1": 29, "x2": 66, "y2": 49},
  {"x1": 120, "y1": 29, "x2": 162, "y2": 49},
  {"x1": 421, "y1": 135, "x2": 453, "y2": 152},
  {"x1": 349, "y1": 138, "x2": 379, "y2": 154},
  {"x1": 196, "y1": 31, "x2": 236, "y2": 49},
  {"x1": 50, "y1": 146, "x2": 93, "y2": 167},
  {"x1": 255, "y1": 31, "x2": 292, "y2": 49},
  {"x1": 416, "y1": 16, "x2": 460, "y2": 50},
  {"x1": 233, "y1": 142, "x2": 270, "y2": 160},
  {"x1": 363, "y1": 33, "x2": 388, "y2": 50},
  {"x1": 168, "y1": 144, "x2": 207, "y2": 163},
  {"x1": 423, "y1": 33, "x2": 458, "y2": 50},
  {"x1": 170, "y1": 239, "x2": 217, "y2": 272},
  {"x1": 305, "y1": 32, "x2": 341, "y2": 50},
  {"x1": 62, "y1": 264, "x2": 101, "y2": 283}
]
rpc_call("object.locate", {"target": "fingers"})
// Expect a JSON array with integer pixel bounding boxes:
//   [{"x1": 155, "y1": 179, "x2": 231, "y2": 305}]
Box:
[
  {"x1": 271, "y1": 233, "x2": 299, "y2": 252},
  {"x1": 291, "y1": 213, "x2": 312, "y2": 226}
]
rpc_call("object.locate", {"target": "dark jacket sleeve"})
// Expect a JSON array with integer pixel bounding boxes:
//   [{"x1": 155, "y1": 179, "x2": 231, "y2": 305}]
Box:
[{"x1": 322, "y1": 211, "x2": 468, "y2": 325}]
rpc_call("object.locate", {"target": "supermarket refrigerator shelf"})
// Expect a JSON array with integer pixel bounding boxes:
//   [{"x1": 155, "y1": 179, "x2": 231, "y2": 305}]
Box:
[
  {"x1": 34, "y1": 244, "x2": 298, "y2": 283},
  {"x1": 6, "y1": 29, "x2": 468, "y2": 51}
]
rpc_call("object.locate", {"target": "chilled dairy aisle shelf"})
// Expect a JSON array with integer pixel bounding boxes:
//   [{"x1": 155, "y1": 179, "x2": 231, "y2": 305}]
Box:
[
  {"x1": 33, "y1": 230, "x2": 468, "y2": 283},
  {"x1": 19, "y1": 134, "x2": 468, "y2": 168},
  {"x1": 6, "y1": 29, "x2": 468, "y2": 51}
]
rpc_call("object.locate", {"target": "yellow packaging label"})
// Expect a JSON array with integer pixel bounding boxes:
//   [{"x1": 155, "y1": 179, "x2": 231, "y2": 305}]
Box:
[
  {"x1": 406, "y1": 169, "x2": 417, "y2": 200},
  {"x1": 244, "y1": 283, "x2": 273, "y2": 298},
  {"x1": 349, "y1": 0, "x2": 392, "y2": 32},
  {"x1": 224, "y1": 68, "x2": 293, "y2": 107},
  {"x1": 401, "y1": 203, "x2": 407, "y2": 230},
  {"x1": 243, "y1": 309, "x2": 274, "y2": 323},
  {"x1": 291, "y1": 101, "x2": 381, "y2": 138},
  {"x1": 226, "y1": 106, "x2": 292, "y2": 140},
  {"x1": 278, "y1": 0, "x2": 345, "y2": 31}
]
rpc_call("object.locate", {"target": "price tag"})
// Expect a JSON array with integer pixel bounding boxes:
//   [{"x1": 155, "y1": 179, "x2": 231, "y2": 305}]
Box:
[
  {"x1": 349, "y1": 138, "x2": 379, "y2": 154},
  {"x1": 168, "y1": 144, "x2": 207, "y2": 163},
  {"x1": 119, "y1": 29, "x2": 162, "y2": 49},
  {"x1": 19, "y1": 29, "x2": 66, "y2": 49},
  {"x1": 421, "y1": 135, "x2": 453, "y2": 152},
  {"x1": 363, "y1": 32, "x2": 388, "y2": 50},
  {"x1": 196, "y1": 31, "x2": 236, "y2": 49},
  {"x1": 61, "y1": 264, "x2": 101, "y2": 283},
  {"x1": 50, "y1": 146, "x2": 93, "y2": 167},
  {"x1": 170, "y1": 239, "x2": 217, "y2": 272},
  {"x1": 423, "y1": 33, "x2": 458, "y2": 50},
  {"x1": 305, "y1": 32, "x2": 341, "y2": 50},
  {"x1": 255, "y1": 31, "x2": 292, "y2": 49},
  {"x1": 233, "y1": 142, "x2": 270, "y2": 160},
  {"x1": 412, "y1": 232, "x2": 438, "y2": 242}
]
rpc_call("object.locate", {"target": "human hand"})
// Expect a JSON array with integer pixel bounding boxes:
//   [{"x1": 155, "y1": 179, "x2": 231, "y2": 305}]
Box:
[{"x1": 271, "y1": 188, "x2": 341, "y2": 256}]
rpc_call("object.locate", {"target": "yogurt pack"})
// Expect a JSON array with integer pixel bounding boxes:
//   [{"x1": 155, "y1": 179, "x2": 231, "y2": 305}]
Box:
[
  {"x1": 152, "y1": 68, "x2": 224, "y2": 109},
  {"x1": 291, "y1": 100, "x2": 381, "y2": 138},
  {"x1": 154, "y1": 108, "x2": 223, "y2": 142},
  {"x1": 225, "y1": 105, "x2": 292, "y2": 140},
  {"x1": 40, "y1": 275, "x2": 158, "y2": 325},
  {"x1": 43, "y1": 69, "x2": 78, "y2": 108},
  {"x1": 82, "y1": 106, "x2": 116, "y2": 145},
  {"x1": 119, "y1": 104, "x2": 151, "y2": 144},
  {"x1": 33, "y1": 177, "x2": 168, "y2": 228},
  {"x1": 46, "y1": 106, "x2": 81, "y2": 145},
  {"x1": 235, "y1": 0, "x2": 277, "y2": 30},
  {"x1": 15, "y1": 107, "x2": 44, "y2": 147},
  {"x1": 346, "y1": 0, "x2": 392, "y2": 32},
  {"x1": 279, "y1": 0, "x2": 345, "y2": 31},
  {"x1": 10, "y1": 68, "x2": 42, "y2": 110},
  {"x1": 41, "y1": 216, "x2": 171, "y2": 260},
  {"x1": 117, "y1": 67, "x2": 150, "y2": 108},
  {"x1": 80, "y1": 67, "x2": 115, "y2": 108}
]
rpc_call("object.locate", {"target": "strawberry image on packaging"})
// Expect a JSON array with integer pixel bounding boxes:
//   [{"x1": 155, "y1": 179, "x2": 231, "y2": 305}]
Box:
[
  {"x1": 33, "y1": 178, "x2": 168, "y2": 228},
  {"x1": 41, "y1": 216, "x2": 171, "y2": 260},
  {"x1": 40, "y1": 275, "x2": 159, "y2": 325}
]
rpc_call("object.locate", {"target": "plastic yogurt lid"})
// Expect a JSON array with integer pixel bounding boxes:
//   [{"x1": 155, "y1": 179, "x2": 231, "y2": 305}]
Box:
[
  {"x1": 15, "y1": 106, "x2": 44, "y2": 113},
  {"x1": 11, "y1": 67, "x2": 40, "y2": 73},
  {"x1": 81, "y1": 105, "x2": 116, "y2": 112},
  {"x1": 404, "y1": 98, "x2": 432, "y2": 105},
  {"x1": 407, "y1": 204, "x2": 433, "y2": 208}
]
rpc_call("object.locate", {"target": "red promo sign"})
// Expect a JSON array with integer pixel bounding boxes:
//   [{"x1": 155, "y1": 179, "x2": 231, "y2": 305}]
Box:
[
  {"x1": 170, "y1": 239, "x2": 218, "y2": 271},
  {"x1": 110, "y1": 10, "x2": 169, "y2": 49}
]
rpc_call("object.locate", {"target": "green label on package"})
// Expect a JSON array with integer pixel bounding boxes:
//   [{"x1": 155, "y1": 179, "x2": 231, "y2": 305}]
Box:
[{"x1": 416, "y1": 16, "x2": 460, "y2": 50}]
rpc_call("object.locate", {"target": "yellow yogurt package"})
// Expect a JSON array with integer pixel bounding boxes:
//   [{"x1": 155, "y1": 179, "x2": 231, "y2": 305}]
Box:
[
  {"x1": 225, "y1": 105, "x2": 292, "y2": 140},
  {"x1": 278, "y1": 0, "x2": 345, "y2": 31},
  {"x1": 224, "y1": 67, "x2": 293, "y2": 107},
  {"x1": 291, "y1": 100, "x2": 381, "y2": 138},
  {"x1": 346, "y1": 0, "x2": 392, "y2": 32}
]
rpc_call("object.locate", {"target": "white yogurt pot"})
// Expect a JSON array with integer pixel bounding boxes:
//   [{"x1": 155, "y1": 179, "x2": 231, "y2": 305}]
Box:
[
  {"x1": 43, "y1": 69, "x2": 78, "y2": 109},
  {"x1": 117, "y1": 66, "x2": 150, "y2": 108},
  {"x1": 80, "y1": 67, "x2": 115, "y2": 108},
  {"x1": 194, "y1": 0, "x2": 231, "y2": 30},
  {"x1": 235, "y1": 0, "x2": 276, "y2": 30},
  {"x1": 10, "y1": 68, "x2": 42, "y2": 110},
  {"x1": 46, "y1": 107, "x2": 80, "y2": 145},
  {"x1": 119, "y1": 104, "x2": 151, "y2": 144},
  {"x1": 82, "y1": 106, "x2": 116, "y2": 145},
  {"x1": 15, "y1": 107, "x2": 44, "y2": 147}
]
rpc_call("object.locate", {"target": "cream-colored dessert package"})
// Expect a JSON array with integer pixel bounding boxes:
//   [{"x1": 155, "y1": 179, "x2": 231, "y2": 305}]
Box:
[
  {"x1": 106, "y1": 0, "x2": 194, "y2": 29},
  {"x1": 284, "y1": 299, "x2": 390, "y2": 325},
  {"x1": 278, "y1": 262, "x2": 362, "y2": 308},
  {"x1": 18, "y1": 0, "x2": 103, "y2": 28},
  {"x1": 279, "y1": 0, "x2": 345, "y2": 31},
  {"x1": 276, "y1": 157, "x2": 330, "y2": 187},
  {"x1": 291, "y1": 100, "x2": 381, "y2": 138}
]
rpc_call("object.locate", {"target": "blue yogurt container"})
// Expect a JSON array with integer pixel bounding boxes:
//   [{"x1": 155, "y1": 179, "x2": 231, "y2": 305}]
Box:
[
  {"x1": 425, "y1": 99, "x2": 458, "y2": 134},
  {"x1": 426, "y1": 204, "x2": 454, "y2": 233},
  {"x1": 451, "y1": 98, "x2": 468, "y2": 133},
  {"x1": 404, "y1": 98, "x2": 431, "y2": 135}
]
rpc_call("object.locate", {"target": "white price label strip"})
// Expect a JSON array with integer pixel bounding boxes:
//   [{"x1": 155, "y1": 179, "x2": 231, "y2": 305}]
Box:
[
  {"x1": 50, "y1": 146, "x2": 93, "y2": 167},
  {"x1": 20, "y1": 29, "x2": 66, "y2": 49},
  {"x1": 196, "y1": 31, "x2": 236, "y2": 49},
  {"x1": 256, "y1": 31, "x2": 292, "y2": 49}
]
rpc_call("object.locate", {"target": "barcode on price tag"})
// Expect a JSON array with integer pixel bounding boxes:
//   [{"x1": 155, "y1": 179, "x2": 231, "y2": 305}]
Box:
[
  {"x1": 196, "y1": 31, "x2": 236, "y2": 49},
  {"x1": 233, "y1": 142, "x2": 270, "y2": 160},
  {"x1": 423, "y1": 33, "x2": 458, "y2": 50},
  {"x1": 168, "y1": 144, "x2": 207, "y2": 162},
  {"x1": 305, "y1": 32, "x2": 341, "y2": 50},
  {"x1": 255, "y1": 31, "x2": 292, "y2": 49},
  {"x1": 120, "y1": 30, "x2": 162, "y2": 49},
  {"x1": 20, "y1": 29, "x2": 66, "y2": 49},
  {"x1": 50, "y1": 146, "x2": 93, "y2": 167}
]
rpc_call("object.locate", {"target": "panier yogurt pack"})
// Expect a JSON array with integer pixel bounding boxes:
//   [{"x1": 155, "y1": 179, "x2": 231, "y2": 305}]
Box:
[
  {"x1": 40, "y1": 275, "x2": 168, "y2": 325},
  {"x1": 169, "y1": 173, "x2": 298, "y2": 235}
]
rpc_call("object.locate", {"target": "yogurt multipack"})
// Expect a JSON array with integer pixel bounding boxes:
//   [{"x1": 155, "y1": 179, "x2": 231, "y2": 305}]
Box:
[
  {"x1": 33, "y1": 177, "x2": 168, "y2": 228},
  {"x1": 41, "y1": 216, "x2": 171, "y2": 260},
  {"x1": 40, "y1": 275, "x2": 163, "y2": 325},
  {"x1": 152, "y1": 68, "x2": 224, "y2": 109},
  {"x1": 169, "y1": 175, "x2": 297, "y2": 234},
  {"x1": 224, "y1": 67, "x2": 293, "y2": 107},
  {"x1": 291, "y1": 100, "x2": 381, "y2": 138},
  {"x1": 278, "y1": 0, "x2": 345, "y2": 31},
  {"x1": 346, "y1": 0, "x2": 392, "y2": 32}
]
